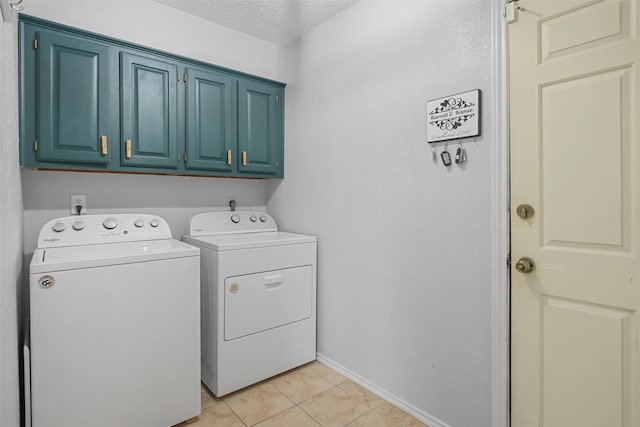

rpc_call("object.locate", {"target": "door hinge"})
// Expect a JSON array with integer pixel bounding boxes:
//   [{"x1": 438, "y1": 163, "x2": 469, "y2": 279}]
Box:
[
  {"x1": 505, "y1": 0, "x2": 520, "y2": 23},
  {"x1": 33, "y1": 140, "x2": 38, "y2": 152},
  {"x1": 33, "y1": 38, "x2": 38, "y2": 49}
]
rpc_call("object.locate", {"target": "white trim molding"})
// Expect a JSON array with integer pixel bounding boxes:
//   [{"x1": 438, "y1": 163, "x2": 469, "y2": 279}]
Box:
[
  {"x1": 0, "y1": 0, "x2": 23, "y2": 22},
  {"x1": 316, "y1": 353, "x2": 452, "y2": 427},
  {"x1": 490, "y1": 1, "x2": 510, "y2": 427}
]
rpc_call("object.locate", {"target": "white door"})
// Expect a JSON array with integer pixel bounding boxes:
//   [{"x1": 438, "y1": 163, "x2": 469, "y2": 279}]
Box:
[{"x1": 509, "y1": 1, "x2": 640, "y2": 426}]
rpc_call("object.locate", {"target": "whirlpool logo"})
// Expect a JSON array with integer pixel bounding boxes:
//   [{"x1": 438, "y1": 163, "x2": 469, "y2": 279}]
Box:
[{"x1": 38, "y1": 275, "x2": 55, "y2": 289}]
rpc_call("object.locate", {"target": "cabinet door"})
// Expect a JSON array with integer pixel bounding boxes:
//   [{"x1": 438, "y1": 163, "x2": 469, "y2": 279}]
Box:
[
  {"x1": 36, "y1": 30, "x2": 111, "y2": 164},
  {"x1": 120, "y1": 52, "x2": 178, "y2": 169},
  {"x1": 185, "y1": 67, "x2": 235, "y2": 172},
  {"x1": 238, "y1": 79, "x2": 283, "y2": 176}
]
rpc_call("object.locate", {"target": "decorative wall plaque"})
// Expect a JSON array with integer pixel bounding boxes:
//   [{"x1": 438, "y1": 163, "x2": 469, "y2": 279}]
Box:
[{"x1": 427, "y1": 89, "x2": 480, "y2": 143}]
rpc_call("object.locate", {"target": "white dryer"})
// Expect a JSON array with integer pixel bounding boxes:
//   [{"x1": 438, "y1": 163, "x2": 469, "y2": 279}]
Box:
[
  {"x1": 27, "y1": 214, "x2": 201, "y2": 427},
  {"x1": 183, "y1": 211, "x2": 317, "y2": 396}
]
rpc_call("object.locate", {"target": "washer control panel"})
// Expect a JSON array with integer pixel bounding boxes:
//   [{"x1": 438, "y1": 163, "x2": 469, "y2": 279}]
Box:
[
  {"x1": 37, "y1": 214, "x2": 173, "y2": 248},
  {"x1": 189, "y1": 211, "x2": 277, "y2": 236}
]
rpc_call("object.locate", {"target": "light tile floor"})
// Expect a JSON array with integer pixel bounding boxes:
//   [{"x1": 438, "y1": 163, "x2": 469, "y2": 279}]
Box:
[{"x1": 177, "y1": 361, "x2": 428, "y2": 427}]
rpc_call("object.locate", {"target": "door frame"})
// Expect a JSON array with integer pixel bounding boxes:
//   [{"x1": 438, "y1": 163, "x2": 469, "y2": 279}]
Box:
[{"x1": 490, "y1": 0, "x2": 510, "y2": 426}]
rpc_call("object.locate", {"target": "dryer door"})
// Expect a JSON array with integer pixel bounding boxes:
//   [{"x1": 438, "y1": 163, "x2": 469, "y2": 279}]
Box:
[{"x1": 224, "y1": 266, "x2": 313, "y2": 340}]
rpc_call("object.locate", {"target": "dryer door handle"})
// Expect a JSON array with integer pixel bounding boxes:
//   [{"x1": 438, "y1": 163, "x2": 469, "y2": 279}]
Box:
[{"x1": 263, "y1": 274, "x2": 283, "y2": 288}]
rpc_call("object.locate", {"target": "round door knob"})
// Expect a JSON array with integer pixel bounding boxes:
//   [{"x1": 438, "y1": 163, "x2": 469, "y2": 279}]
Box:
[
  {"x1": 259, "y1": 215, "x2": 267, "y2": 223},
  {"x1": 515, "y1": 257, "x2": 536, "y2": 274},
  {"x1": 72, "y1": 221, "x2": 85, "y2": 231},
  {"x1": 52, "y1": 222, "x2": 66, "y2": 232},
  {"x1": 231, "y1": 214, "x2": 240, "y2": 224},
  {"x1": 250, "y1": 215, "x2": 257, "y2": 222},
  {"x1": 103, "y1": 218, "x2": 118, "y2": 230},
  {"x1": 134, "y1": 219, "x2": 144, "y2": 228},
  {"x1": 516, "y1": 204, "x2": 535, "y2": 220},
  {"x1": 149, "y1": 218, "x2": 160, "y2": 228}
]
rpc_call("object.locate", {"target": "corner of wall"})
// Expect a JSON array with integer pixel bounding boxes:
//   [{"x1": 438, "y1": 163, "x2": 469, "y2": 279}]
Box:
[{"x1": 0, "y1": 14, "x2": 24, "y2": 427}]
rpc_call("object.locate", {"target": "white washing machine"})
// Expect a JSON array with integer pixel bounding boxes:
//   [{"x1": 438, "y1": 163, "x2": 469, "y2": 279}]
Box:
[
  {"x1": 183, "y1": 211, "x2": 316, "y2": 397},
  {"x1": 27, "y1": 214, "x2": 201, "y2": 427}
]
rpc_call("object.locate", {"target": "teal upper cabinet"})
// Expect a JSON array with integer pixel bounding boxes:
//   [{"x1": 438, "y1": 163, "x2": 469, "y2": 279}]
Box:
[
  {"x1": 120, "y1": 52, "x2": 179, "y2": 169},
  {"x1": 28, "y1": 28, "x2": 112, "y2": 166},
  {"x1": 238, "y1": 79, "x2": 283, "y2": 176},
  {"x1": 19, "y1": 16, "x2": 285, "y2": 178},
  {"x1": 185, "y1": 66, "x2": 235, "y2": 173}
]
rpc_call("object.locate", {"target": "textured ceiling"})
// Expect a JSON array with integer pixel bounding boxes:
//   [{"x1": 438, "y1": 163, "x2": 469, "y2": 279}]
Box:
[{"x1": 152, "y1": 0, "x2": 359, "y2": 44}]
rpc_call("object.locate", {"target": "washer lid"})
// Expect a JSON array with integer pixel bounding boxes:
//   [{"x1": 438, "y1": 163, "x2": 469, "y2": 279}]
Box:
[
  {"x1": 30, "y1": 239, "x2": 200, "y2": 273},
  {"x1": 183, "y1": 231, "x2": 316, "y2": 251}
]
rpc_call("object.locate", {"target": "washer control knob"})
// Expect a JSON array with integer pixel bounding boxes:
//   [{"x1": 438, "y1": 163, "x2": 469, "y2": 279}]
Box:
[
  {"x1": 103, "y1": 218, "x2": 118, "y2": 230},
  {"x1": 149, "y1": 218, "x2": 160, "y2": 228},
  {"x1": 52, "y1": 222, "x2": 66, "y2": 232},
  {"x1": 72, "y1": 221, "x2": 85, "y2": 231},
  {"x1": 134, "y1": 219, "x2": 144, "y2": 228},
  {"x1": 250, "y1": 215, "x2": 257, "y2": 222},
  {"x1": 259, "y1": 215, "x2": 267, "y2": 223},
  {"x1": 231, "y1": 214, "x2": 241, "y2": 224}
]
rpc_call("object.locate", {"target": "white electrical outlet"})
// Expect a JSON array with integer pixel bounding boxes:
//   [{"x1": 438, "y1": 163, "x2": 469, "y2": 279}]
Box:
[{"x1": 70, "y1": 195, "x2": 87, "y2": 215}]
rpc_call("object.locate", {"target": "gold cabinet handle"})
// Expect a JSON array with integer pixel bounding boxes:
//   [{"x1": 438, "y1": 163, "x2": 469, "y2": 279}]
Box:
[
  {"x1": 242, "y1": 151, "x2": 247, "y2": 166},
  {"x1": 125, "y1": 139, "x2": 132, "y2": 159},
  {"x1": 100, "y1": 135, "x2": 108, "y2": 155},
  {"x1": 227, "y1": 150, "x2": 232, "y2": 166}
]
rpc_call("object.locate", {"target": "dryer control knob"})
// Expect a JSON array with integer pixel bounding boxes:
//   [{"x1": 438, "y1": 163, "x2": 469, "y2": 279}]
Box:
[
  {"x1": 231, "y1": 214, "x2": 240, "y2": 224},
  {"x1": 259, "y1": 215, "x2": 267, "y2": 223},
  {"x1": 250, "y1": 215, "x2": 257, "y2": 222},
  {"x1": 149, "y1": 218, "x2": 160, "y2": 228},
  {"x1": 52, "y1": 222, "x2": 66, "y2": 232},
  {"x1": 72, "y1": 221, "x2": 85, "y2": 231},
  {"x1": 103, "y1": 218, "x2": 118, "y2": 230},
  {"x1": 134, "y1": 219, "x2": 144, "y2": 228}
]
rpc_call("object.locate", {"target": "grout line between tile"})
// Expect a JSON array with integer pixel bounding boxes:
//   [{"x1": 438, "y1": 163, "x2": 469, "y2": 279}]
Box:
[
  {"x1": 296, "y1": 401, "x2": 325, "y2": 427},
  {"x1": 221, "y1": 401, "x2": 249, "y2": 427}
]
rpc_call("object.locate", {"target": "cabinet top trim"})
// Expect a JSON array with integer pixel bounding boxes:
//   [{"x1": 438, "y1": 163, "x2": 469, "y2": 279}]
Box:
[{"x1": 18, "y1": 14, "x2": 286, "y2": 88}]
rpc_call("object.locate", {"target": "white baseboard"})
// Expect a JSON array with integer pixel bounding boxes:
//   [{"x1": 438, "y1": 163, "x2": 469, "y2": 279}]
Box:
[{"x1": 315, "y1": 353, "x2": 452, "y2": 427}]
